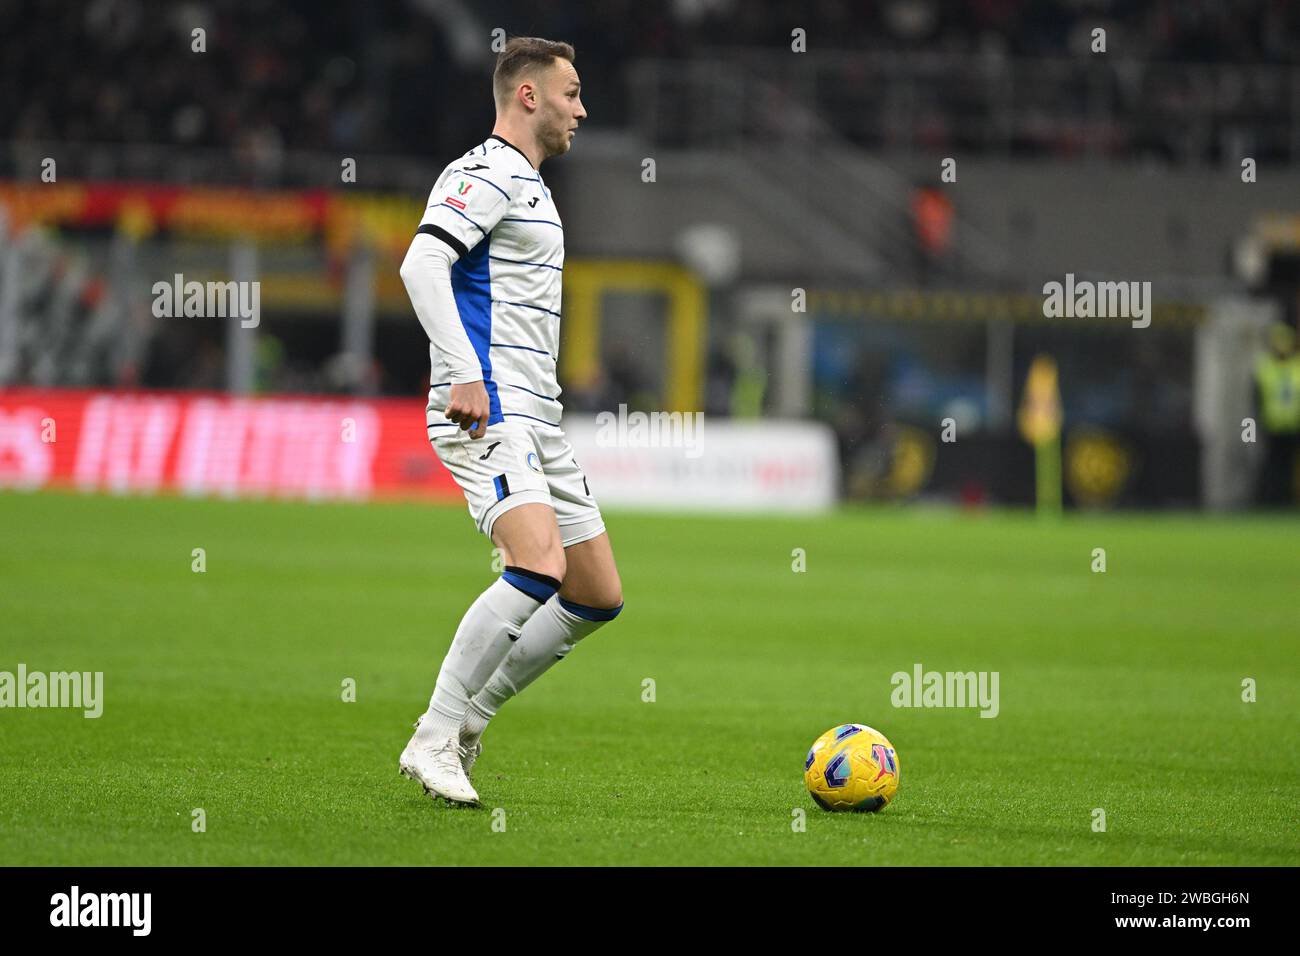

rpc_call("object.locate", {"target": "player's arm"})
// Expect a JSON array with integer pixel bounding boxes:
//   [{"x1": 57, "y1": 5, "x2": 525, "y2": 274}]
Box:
[
  {"x1": 400, "y1": 163, "x2": 513, "y2": 438},
  {"x1": 400, "y1": 234, "x2": 491, "y2": 437}
]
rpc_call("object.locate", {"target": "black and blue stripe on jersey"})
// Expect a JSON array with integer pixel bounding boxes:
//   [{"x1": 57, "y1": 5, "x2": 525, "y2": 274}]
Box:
[
  {"x1": 511, "y1": 172, "x2": 550, "y2": 200},
  {"x1": 489, "y1": 254, "x2": 562, "y2": 272}
]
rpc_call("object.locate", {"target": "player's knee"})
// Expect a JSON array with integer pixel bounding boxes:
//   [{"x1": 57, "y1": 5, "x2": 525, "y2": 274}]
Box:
[
  {"x1": 542, "y1": 554, "x2": 567, "y2": 584},
  {"x1": 561, "y1": 586, "x2": 623, "y2": 616},
  {"x1": 496, "y1": 530, "x2": 565, "y2": 582},
  {"x1": 597, "y1": 574, "x2": 624, "y2": 612},
  {"x1": 583, "y1": 575, "x2": 622, "y2": 613},
  {"x1": 520, "y1": 547, "x2": 565, "y2": 585}
]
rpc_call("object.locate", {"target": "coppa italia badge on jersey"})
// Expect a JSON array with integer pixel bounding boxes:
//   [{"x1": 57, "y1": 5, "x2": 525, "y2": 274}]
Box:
[{"x1": 445, "y1": 181, "x2": 472, "y2": 209}]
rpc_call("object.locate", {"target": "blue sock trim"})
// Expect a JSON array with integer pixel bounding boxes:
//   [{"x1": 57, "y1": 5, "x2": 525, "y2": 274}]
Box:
[
  {"x1": 502, "y1": 567, "x2": 560, "y2": 604},
  {"x1": 558, "y1": 597, "x2": 624, "y2": 622}
]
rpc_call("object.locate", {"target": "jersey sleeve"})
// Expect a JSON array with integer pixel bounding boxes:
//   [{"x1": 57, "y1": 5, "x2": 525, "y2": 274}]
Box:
[
  {"x1": 417, "y1": 160, "x2": 514, "y2": 257},
  {"x1": 399, "y1": 233, "x2": 482, "y2": 383}
]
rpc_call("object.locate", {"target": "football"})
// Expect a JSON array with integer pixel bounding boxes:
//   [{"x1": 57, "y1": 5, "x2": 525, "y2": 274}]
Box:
[{"x1": 804, "y1": 724, "x2": 900, "y2": 812}]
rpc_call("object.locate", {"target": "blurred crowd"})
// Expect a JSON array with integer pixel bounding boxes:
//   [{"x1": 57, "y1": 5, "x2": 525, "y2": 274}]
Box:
[{"x1": 3, "y1": 0, "x2": 1299, "y2": 170}]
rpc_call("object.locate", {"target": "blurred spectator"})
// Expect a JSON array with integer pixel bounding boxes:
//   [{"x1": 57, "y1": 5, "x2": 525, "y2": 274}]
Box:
[
  {"x1": 909, "y1": 184, "x2": 955, "y2": 283},
  {"x1": 1253, "y1": 320, "x2": 1300, "y2": 506}
]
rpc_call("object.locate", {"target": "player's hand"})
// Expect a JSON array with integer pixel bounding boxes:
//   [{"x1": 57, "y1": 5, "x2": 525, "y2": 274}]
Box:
[{"x1": 445, "y1": 381, "x2": 490, "y2": 439}]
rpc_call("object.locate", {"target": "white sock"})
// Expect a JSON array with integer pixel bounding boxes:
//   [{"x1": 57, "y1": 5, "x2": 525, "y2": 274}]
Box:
[
  {"x1": 417, "y1": 566, "x2": 560, "y2": 743},
  {"x1": 460, "y1": 594, "x2": 623, "y2": 746}
]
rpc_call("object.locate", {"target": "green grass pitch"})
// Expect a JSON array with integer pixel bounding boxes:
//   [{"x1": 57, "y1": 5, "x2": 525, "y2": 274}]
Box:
[{"x1": 1, "y1": 489, "x2": 1296, "y2": 866}]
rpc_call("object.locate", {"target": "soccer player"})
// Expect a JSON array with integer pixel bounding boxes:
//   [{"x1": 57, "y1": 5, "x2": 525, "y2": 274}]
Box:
[{"x1": 397, "y1": 37, "x2": 623, "y2": 806}]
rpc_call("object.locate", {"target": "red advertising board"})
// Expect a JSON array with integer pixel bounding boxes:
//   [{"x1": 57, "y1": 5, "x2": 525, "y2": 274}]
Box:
[{"x1": 0, "y1": 388, "x2": 461, "y2": 502}]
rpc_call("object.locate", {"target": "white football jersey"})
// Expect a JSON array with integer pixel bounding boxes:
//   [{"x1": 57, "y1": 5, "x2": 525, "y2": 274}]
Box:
[{"x1": 416, "y1": 133, "x2": 565, "y2": 429}]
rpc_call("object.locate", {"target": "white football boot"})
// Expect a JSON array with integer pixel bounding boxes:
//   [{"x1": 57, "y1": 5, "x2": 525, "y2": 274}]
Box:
[
  {"x1": 459, "y1": 739, "x2": 483, "y2": 780},
  {"x1": 399, "y1": 719, "x2": 480, "y2": 807},
  {"x1": 412, "y1": 714, "x2": 483, "y2": 782}
]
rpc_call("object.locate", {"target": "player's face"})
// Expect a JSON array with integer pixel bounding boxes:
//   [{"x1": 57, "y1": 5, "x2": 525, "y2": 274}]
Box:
[{"x1": 538, "y1": 59, "x2": 586, "y2": 158}]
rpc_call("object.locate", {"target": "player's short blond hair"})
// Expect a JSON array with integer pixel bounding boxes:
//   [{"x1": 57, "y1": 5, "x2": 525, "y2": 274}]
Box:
[{"x1": 493, "y1": 37, "x2": 576, "y2": 113}]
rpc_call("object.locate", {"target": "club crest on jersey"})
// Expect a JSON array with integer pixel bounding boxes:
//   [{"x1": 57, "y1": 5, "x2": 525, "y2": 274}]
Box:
[{"x1": 871, "y1": 743, "x2": 897, "y2": 781}]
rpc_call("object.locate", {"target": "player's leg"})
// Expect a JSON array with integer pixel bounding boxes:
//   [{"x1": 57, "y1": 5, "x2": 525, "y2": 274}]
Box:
[
  {"x1": 460, "y1": 436, "x2": 623, "y2": 752},
  {"x1": 402, "y1": 423, "x2": 560, "y2": 803},
  {"x1": 489, "y1": 502, "x2": 567, "y2": 581},
  {"x1": 556, "y1": 529, "x2": 623, "y2": 608},
  {"x1": 460, "y1": 531, "x2": 623, "y2": 756},
  {"x1": 414, "y1": 501, "x2": 565, "y2": 741}
]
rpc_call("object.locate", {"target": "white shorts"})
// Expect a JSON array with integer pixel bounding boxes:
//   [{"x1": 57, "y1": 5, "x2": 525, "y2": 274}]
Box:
[{"x1": 428, "y1": 416, "x2": 606, "y2": 547}]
